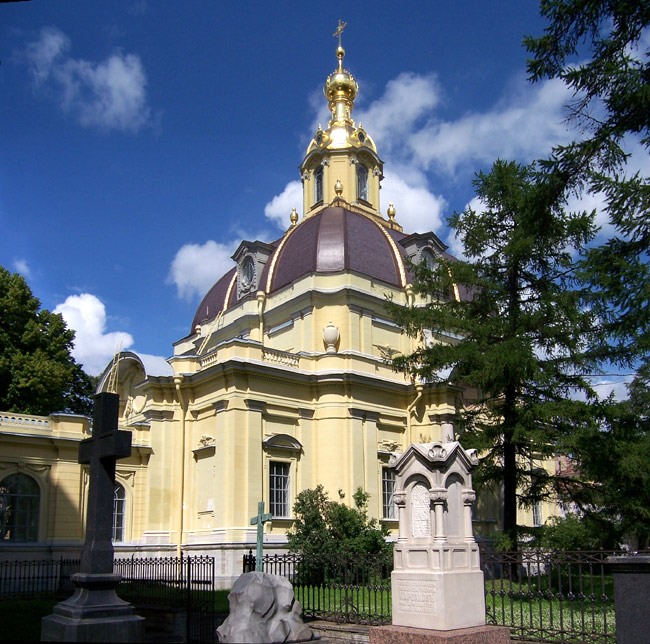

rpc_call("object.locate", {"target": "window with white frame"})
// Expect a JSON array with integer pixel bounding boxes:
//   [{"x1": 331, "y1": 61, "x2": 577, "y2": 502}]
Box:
[
  {"x1": 382, "y1": 467, "x2": 397, "y2": 519},
  {"x1": 113, "y1": 482, "x2": 126, "y2": 542},
  {"x1": 269, "y1": 461, "x2": 290, "y2": 517},
  {"x1": 532, "y1": 500, "x2": 543, "y2": 527}
]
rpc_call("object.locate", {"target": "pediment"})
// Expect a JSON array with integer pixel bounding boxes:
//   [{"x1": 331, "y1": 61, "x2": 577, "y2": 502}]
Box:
[{"x1": 262, "y1": 433, "x2": 303, "y2": 452}]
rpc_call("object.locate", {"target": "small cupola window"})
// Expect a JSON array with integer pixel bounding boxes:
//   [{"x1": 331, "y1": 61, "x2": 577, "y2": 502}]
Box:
[
  {"x1": 357, "y1": 164, "x2": 368, "y2": 202},
  {"x1": 421, "y1": 248, "x2": 435, "y2": 269},
  {"x1": 314, "y1": 166, "x2": 324, "y2": 204}
]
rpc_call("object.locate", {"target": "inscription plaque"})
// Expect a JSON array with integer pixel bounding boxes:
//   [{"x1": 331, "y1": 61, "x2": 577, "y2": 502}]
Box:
[
  {"x1": 411, "y1": 482, "x2": 431, "y2": 537},
  {"x1": 396, "y1": 578, "x2": 439, "y2": 614}
]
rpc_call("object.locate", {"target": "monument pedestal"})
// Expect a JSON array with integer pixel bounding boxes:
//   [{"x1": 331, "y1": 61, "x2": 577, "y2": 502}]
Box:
[
  {"x1": 391, "y1": 569, "x2": 486, "y2": 631},
  {"x1": 370, "y1": 624, "x2": 511, "y2": 644},
  {"x1": 41, "y1": 573, "x2": 144, "y2": 642}
]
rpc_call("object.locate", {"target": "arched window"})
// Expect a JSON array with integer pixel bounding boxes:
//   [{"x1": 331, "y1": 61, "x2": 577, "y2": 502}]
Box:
[
  {"x1": 421, "y1": 249, "x2": 435, "y2": 270},
  {"x1": 113, "y1": 483, "x2": 126, "y2": 542},
  {"x1": 357, "y1": 164, "x2": 368, "y2": 201},
  {"x1": 0, "y1": 473, "x2": 40, "y2": 542},
  {"x1": 314, "y1": 166, "x2": 323, "y2": 204}
]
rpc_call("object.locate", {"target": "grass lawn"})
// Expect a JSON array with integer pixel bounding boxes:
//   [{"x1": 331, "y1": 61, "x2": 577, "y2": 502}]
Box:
[
  {"x1": 485, "y1": 579, "x2": 616, "y2": 644},
  {"x1": 293, "y1": 583, "x2": 391, "y2": 623},
  {"x1": 0, "y1": 597, "x2": 60, "y2": 641}
]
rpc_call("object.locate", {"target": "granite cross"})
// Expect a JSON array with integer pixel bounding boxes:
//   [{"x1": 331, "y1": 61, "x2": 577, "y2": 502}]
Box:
[
  {"x1": 250, "y1": 501, "x2": 272, "y2": 572},
  {"x1": 78, "y1": 392, "x2": 132, "y2": 573}
]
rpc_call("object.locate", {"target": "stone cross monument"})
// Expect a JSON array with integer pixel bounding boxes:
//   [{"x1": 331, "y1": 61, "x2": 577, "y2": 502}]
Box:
[{"x1": 42, "y1": 392, "x2": 144, "y2": 642}]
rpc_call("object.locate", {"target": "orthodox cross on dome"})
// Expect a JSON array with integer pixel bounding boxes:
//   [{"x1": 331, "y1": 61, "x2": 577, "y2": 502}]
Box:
[
  {"x1": 333, "y1": 19, "x2": 347, "y2": 48},
  {"x1": 250, "y1": 501, "x2": 272, "y2": 572}
]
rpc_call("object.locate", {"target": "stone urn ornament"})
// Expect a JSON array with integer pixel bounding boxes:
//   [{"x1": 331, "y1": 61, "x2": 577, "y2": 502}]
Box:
[{"x1": 322, "y1": 321, "x2": 339, "y2": 353}]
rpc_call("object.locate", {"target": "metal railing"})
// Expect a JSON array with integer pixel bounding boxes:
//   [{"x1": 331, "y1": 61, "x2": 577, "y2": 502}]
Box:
[
  {"x1": 245, "y1": 548, "x2": 629, "y2": 643},
  {"x1": 0, "y1": 555, "x2": 216, "y2": 643},
  {"x1": 482, "y1": 549, "x2": 618, "y2": 644},
  {"x1": 0, "y1": 557, "x2": 77, "y2": 597},
  {"x1": 244, "y1": 550, "x2": 393, "y2": 625}
]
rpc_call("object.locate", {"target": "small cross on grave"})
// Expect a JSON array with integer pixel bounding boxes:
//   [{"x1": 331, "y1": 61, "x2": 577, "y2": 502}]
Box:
[
  {"x1": 250, "y1": 501, "x2": 272, "y2": 572},
  {"x1": 41, "y1": 392, "x2": 144, "y2": 642}
]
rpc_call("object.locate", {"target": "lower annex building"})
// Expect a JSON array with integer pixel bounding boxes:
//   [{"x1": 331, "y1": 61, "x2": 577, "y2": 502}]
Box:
[{"x1": 0, "y1": 34, "x2": 558, "y2": 586}]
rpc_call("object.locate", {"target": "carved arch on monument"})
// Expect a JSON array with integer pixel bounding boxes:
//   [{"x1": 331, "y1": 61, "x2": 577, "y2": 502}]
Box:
[
  {"x1": 444, "y1": 473, "x2": 465, "y2": 541},
  {"x1": 402, "y1": 473, "x2": 433, "y2": 541}
]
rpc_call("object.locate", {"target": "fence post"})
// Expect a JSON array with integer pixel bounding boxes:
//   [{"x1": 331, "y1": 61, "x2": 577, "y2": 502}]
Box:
[
  {"x1": 186, "y1": 555, "x2": 191, "y2": 644},
  {"x1": 607, "y1": 554, "x2": 650, "y2": 644}
]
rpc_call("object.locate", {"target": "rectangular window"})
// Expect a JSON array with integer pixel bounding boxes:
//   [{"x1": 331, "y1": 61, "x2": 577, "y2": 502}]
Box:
[
  {"x1": 382, "y1": 467, "x2": 396, "y2": 519},
  {"x1": 269, "y1": 461, "x2": 290, "y2": 517},
  {"x1": 532, "y1": 501, "x2": 543, "y2": 527}
]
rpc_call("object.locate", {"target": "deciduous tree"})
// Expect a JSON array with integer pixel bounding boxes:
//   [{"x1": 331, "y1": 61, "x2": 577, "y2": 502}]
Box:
[{"x1": 0, "y1": 267, "x2": 95, "y2": 416}]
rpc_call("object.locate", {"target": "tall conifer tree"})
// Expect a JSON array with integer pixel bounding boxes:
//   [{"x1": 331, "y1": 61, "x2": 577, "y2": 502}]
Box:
[
  {"x1": 523, "y1": 0, "x2": 650, "y2": 547},
  {"x1": 524, "y1": 0, "x2": 650, "y2": 366},
  {"x1": 389, "y1": 160, "x2": 597, "y2": 546}
]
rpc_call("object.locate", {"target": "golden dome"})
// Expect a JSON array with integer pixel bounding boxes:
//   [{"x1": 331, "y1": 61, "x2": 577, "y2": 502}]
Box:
[
  {"x1": 324, "y1": 47, "x2": 358, "y2": 108},
  {"x1": 304, "y1": 32, "x2": 378, "y2": 156}
]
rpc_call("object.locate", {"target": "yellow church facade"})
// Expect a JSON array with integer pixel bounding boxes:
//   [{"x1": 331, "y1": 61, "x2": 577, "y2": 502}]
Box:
[{"x1": 0, "y1": 38, "x2": 560, "y2": 586}]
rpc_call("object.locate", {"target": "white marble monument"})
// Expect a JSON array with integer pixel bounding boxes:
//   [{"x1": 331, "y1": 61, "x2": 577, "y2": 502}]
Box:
[{"x1": 389, "y1": 441, "x2": 486, "y2": 631}]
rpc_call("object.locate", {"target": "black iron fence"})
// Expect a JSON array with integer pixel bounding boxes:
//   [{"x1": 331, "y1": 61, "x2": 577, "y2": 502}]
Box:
[
  {"x1": 0, "y1": 557, "x2": 78, "y2": 598},
  {"x1": 0, "y1": 555, "x2": 216, "y2": 643},
  {"x1": 244, "y1": 549, "x2": 393, "y2": 625},
  {"x1": 245, "y1": 548, "x2": 630, "y2": 643},
  {"x1": 482, "y1": 548, "x2": 617, "y2": 644}
]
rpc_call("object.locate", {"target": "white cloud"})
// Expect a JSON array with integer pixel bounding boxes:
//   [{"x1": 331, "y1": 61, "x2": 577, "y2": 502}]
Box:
[
  {"x1": 167, "y1": 239, "x2": 238, "y2": 301},
  {"x1": 12, "y1": 258, "x2": 31, "y2": 278},
  {"x1": 21, "y1": 26, "x2": 152, "y2": 132},
  {"x1": 408, "y1": 76, "x2": 572, "y2": 175},
  {"x1": 380, "y1": 171, "x2": 445, "y2": 233},
  {"x1": 54, "y1": 293, "x2": 133, "y2": 376},
  {"x1": 591, "y1": 376, "x2": 633, "y2": 401},
  {"x1": 264, "y1": 180, "x2": 303, "y2": 229},
  {"x1": 357, "y1": 72, "x2": 441, "y2": 154}
]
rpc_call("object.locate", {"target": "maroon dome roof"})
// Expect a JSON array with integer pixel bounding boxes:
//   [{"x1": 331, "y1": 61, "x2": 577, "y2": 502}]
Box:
[
  {"x1": 269, "y1": 206, "x2": 405, "y2": 291},
  {"x1": 191, "y1": 206, "x2": 410, "y2": 331}
]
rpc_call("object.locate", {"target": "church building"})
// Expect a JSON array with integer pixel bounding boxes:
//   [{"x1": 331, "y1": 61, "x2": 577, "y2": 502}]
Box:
[{"x1": 0, "y1": 35, "x2": 555, "y2": 587}]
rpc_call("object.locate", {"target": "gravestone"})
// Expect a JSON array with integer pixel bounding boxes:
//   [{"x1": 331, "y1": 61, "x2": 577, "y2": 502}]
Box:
[
  {"x1": 370, "y1": 441, "x2": 510, "y2": 644},
  {"x1": 41, "y1": 392, "x2": 144, "y2": 642}
]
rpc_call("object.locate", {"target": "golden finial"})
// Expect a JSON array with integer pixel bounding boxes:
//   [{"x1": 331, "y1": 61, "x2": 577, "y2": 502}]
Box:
[
  {"x1": 290, "y1": 207, "x2": 299, "y2": 226},
  {"x1": 334, "y1": 179, "x2": 343, "y2": 196},
  {"x1": 387, "y1": 203, "x2": 396, "y2": 220}
]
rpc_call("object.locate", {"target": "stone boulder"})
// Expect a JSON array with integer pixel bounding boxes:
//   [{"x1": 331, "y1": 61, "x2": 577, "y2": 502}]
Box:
[{"x1": 217, "y1": 572, "x2": 315, "y2": 643}]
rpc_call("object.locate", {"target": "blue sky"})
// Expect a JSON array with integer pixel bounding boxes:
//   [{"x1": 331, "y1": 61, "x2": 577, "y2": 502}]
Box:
[{"x1": 0, "y1": 1, "x2": 636, "y2": 395}]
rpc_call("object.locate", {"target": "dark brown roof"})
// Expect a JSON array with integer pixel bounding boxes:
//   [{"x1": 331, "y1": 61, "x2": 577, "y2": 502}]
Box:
[
  {"x1": 190, "y1": 206, "x2": 475, "y2": 333},
  {"x1": 270, "y1": 206, "x2": 404, "y2": 292}
]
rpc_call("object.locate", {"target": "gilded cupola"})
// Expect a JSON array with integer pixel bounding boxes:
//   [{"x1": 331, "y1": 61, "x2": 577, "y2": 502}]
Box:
[{"x1": 300, "y1": 21, "x2": 384, "y2": 219}]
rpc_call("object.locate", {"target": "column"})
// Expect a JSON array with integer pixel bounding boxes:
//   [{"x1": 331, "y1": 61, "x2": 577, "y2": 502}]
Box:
[{"x1": 430, "y1": 488, "x2": 447, "y2": 542}]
